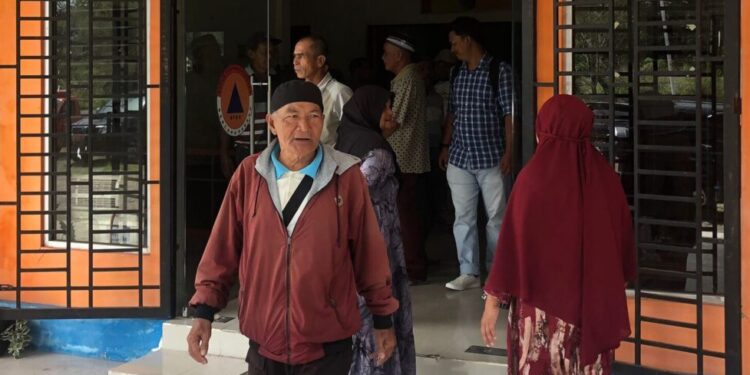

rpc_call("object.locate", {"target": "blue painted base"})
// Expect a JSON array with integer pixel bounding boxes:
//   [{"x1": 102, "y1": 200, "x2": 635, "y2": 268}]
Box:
[
  {"x1": 1, "y1": 301, "x2": 165, "y2": 362},
  {"x1": 30, "y1": 318, "x2": 164, "y2": 362}
]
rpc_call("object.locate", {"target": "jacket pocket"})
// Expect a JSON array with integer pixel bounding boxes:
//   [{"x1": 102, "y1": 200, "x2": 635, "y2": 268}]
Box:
[{"x1": 328, "y1": 296, "x2": 346, "y2": 329}]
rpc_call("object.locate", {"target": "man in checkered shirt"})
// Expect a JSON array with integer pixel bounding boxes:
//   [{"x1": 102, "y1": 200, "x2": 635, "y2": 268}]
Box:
[{"x1": 439, "y1": 17, "x2": 515, "y2": 291}]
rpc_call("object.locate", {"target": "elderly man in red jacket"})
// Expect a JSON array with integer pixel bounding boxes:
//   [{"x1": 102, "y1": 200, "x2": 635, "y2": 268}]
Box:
[{"x1": 187, "y1": 80, "x2": 398, "y2": 375}]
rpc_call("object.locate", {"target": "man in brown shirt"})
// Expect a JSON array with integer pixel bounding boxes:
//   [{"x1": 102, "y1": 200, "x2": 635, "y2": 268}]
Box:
[{"x1": 382, "y1": 33, "x2": 430, "y2": 282}]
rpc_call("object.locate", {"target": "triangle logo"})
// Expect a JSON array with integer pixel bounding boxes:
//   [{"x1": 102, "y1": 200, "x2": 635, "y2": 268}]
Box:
[{"x1": 227, "y1": 83, "x2": 244, "y2": 114}]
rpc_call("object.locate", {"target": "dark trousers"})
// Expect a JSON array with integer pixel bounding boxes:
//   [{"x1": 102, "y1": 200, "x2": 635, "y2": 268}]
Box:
[
  {"x1": 398, "y1": 173, "x2": 428, "y2": 281},
  {"x1": 246, "y1": 341, "x2": 353, "y2": 375}
]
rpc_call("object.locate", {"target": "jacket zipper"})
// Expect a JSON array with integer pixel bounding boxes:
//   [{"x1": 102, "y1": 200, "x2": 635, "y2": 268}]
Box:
[
  {"x1": 274, "y1": 207, "x2": 292, "y2": 372},
  {"x1": 285, "y1": 234, "x2": 291, "y2": 372},
  {"x1": 277, "y1": 191, "x2": 322, "y2": 369}
]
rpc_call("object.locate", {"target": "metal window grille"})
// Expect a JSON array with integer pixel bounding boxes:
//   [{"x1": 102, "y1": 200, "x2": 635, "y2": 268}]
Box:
[
  {"x1": 0, "y1": 0, "x2": 170, "y2": 319},
  {"x1": 523, "y1": 0, "x2": 740, "y2": 373}
]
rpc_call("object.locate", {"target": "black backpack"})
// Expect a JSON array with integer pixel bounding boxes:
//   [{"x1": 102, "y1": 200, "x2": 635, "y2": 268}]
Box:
[{"x1": 449, "y1": 56, "x2": 502, "y2": 99}]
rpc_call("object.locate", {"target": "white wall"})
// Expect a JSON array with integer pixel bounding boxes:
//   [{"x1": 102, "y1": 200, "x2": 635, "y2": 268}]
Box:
[{"x1": 290, "y1": 0, "x2": 513, "y2": 77}]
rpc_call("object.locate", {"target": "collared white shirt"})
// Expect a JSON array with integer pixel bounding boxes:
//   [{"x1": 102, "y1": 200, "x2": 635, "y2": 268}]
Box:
[
  {"x1": 317, "y1": 73, "x2": 353, "y2": 146},
  {"x1": 272, "y1": 146, "x2": 323, "y2": 233}
]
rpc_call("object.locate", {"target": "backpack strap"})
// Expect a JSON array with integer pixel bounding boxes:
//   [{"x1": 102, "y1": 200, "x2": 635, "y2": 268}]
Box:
[
  {"x1": 489, "y1": 57, "x2": 501, "y2": 100},
  {"x1": 282, "y1": 175, "x2": 314, "y2": 227}
]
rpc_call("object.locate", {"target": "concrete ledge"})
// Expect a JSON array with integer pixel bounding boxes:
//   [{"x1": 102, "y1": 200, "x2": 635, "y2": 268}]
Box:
[
  {"x1": 161, "y1": 318, "x2": 248, "y2": 359},
  {"x1": 108, "y1": 349, "x2": 247, "y2": 375}
]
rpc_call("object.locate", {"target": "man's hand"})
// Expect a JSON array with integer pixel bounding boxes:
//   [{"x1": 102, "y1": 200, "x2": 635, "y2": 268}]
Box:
[
  {"x1": 380, "y1": 107, "x2": 400, "y2": 139},
  {"x1": 372, "y1": 328, "x2": 397, "y2": 366},
  {"x1": 187, "y1": 318, "x2": 212, "y2": 364},
  {"x1": 438, "y1": 147, "x2": 449, "y2": 171},
  {"x1": 480, "y1": 297, "x2": 501, "y2": 347},
  {"x1": 500, "y1": 153, "x2": 512, "y2": 176}
]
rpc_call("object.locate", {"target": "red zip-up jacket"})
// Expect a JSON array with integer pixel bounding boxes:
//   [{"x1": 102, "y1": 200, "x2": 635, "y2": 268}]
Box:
[{"x1": 189, "y1": 143, "x2": 399, "y2": 365}]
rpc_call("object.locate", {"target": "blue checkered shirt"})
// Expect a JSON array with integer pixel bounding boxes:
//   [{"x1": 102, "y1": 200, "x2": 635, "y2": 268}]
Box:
[{"x1": 448, "y1": 55, "x2": 515, "y2": 170}]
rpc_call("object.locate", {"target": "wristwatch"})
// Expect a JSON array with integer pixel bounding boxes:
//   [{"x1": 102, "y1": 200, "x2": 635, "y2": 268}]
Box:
[{"x1": 482, "y1": 292, "x2": 510, "y2": 309}]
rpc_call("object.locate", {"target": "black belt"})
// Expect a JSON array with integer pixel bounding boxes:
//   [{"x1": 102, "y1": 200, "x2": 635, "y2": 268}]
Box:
[{"x1": 249, "y1": 337, "x2": 353, "y2": 357}]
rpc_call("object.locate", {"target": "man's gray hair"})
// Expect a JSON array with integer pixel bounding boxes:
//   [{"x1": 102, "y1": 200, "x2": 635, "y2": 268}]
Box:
[{"x1": 299, "y1": 35, "x2": 329, "y2": 60}]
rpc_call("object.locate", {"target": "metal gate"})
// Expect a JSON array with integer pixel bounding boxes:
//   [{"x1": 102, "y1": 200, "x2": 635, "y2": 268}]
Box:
[
  {"x1": 0, "y1": 0, "x2": 172, "y2": 319},
  {"x1": 522, "y1": 0, "x2": 740, "y2": 373}
]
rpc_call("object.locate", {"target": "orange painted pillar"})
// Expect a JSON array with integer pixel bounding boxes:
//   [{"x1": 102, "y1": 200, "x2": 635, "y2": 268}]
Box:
[
  {"x1": 0, "y1": 0, "x2": 18, "y2": 301},
  {"x1": 740, "y1": 0, "x2": 750, "y2": 373}
]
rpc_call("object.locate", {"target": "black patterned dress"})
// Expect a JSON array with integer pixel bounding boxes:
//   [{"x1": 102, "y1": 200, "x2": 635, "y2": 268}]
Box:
[{"x1": 349, "y1": 149, "x2": 416, "y2": 375}]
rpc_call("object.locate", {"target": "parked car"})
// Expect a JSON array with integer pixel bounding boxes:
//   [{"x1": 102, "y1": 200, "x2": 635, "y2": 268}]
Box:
[{"x1": 70, "y1": 97, "x2": 146, "y2": 168}]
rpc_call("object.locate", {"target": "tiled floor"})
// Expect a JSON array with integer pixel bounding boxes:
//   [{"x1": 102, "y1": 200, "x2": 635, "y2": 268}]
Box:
[
  {"x1": 413, "y1": 223, "x2": 508, "y2": 365},
  {"x1": 412, "y1": 283, "x2": 507, "y2": 365},
  {"x1": 109, "y1": 350, "x2": 247, "y2": 375},
  {"x1": 0, "y1": 351, "x2": 120, "y2": 375}
]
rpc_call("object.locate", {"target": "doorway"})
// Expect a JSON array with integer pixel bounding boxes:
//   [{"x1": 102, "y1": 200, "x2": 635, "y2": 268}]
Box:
[{"x1": 175, "y1": 0, "x2": 523, "y2": 370}]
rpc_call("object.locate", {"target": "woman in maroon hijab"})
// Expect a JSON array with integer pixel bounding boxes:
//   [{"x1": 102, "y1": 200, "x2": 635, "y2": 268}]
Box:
[{"x1": 480, "y1": 95, "x2": 636, "y2": 374}]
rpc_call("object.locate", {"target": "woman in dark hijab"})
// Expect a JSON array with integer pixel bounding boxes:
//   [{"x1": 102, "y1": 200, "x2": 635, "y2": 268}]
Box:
[
  {"x1": 481, "y1": 95, "x2": 636, "y2": 375},
  {"x1": 336, "y1": 85, "x2": 415, "y2": 375}
]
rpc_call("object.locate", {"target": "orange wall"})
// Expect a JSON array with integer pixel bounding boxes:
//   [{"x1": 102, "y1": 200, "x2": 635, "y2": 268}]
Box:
[
  {"x1": 0, "y1": 0, "x2": 162, "y2": 309},
  {"x1": 741, "y1": 0, "x2": 750, "y2": 373},
  {"x1": 616, "y1": 300, "x2": 725, "y2": 374}
]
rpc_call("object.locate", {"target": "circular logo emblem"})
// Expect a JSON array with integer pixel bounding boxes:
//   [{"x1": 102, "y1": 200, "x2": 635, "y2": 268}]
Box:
[{"x1": 216, "y1": 65, "x2": 253, "y2": 136}]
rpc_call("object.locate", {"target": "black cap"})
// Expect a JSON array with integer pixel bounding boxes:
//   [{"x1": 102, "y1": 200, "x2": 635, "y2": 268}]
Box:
[{"x1": 270, "y1": 80, "x2": 324, "y2": 113}]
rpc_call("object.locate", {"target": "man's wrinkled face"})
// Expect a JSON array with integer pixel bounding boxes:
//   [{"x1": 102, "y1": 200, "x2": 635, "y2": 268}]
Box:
[
  {"x1": 267, "y1": 102, "x2": 324, "y2": 163},
  {"x1": 382, "y1": 43, "x2": 402, "y2": 74},
  {"x1": 293, "y1": 40, "x2": 324, "y2": 80}
]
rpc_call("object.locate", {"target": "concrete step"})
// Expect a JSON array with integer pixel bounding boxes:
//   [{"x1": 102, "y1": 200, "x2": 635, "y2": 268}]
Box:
[
  {"x1": 108, "y1": 349, "x2": 247, "y2": 375},
  {"x1": 115, "y1": 287, "x2": 509, "y2": 374},
  {"x1": 115, "y1": 317, "x2": 507, "y2": 375},
  {"x1": 109, "y1": 350, "x2": 505, "y2": 375},
  {"x1": 160, "y1": 316, "x2": 248, "y2": 359}
]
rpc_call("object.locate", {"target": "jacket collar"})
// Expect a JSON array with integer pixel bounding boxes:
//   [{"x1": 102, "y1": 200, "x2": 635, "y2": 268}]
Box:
[
  {"x1": 271, "y1": 144, "x2": 323, "y2": 180},
  {"x1": 317, "y1": 72, "x2": 334, "y2": 91},
  {"x1": 255, "y1": 139, "x2": 360, "y2": 214}
]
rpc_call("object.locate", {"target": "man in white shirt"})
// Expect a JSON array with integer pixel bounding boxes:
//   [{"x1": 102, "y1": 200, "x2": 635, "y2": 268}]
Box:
[{"x1": 293, "y1": 35, "x2": 353, "y2": 146}]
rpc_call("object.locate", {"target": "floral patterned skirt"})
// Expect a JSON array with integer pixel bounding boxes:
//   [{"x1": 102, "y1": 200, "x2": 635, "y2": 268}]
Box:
[{"x1": 507, "y1": 299, "x2": 613, "y2": 375}]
